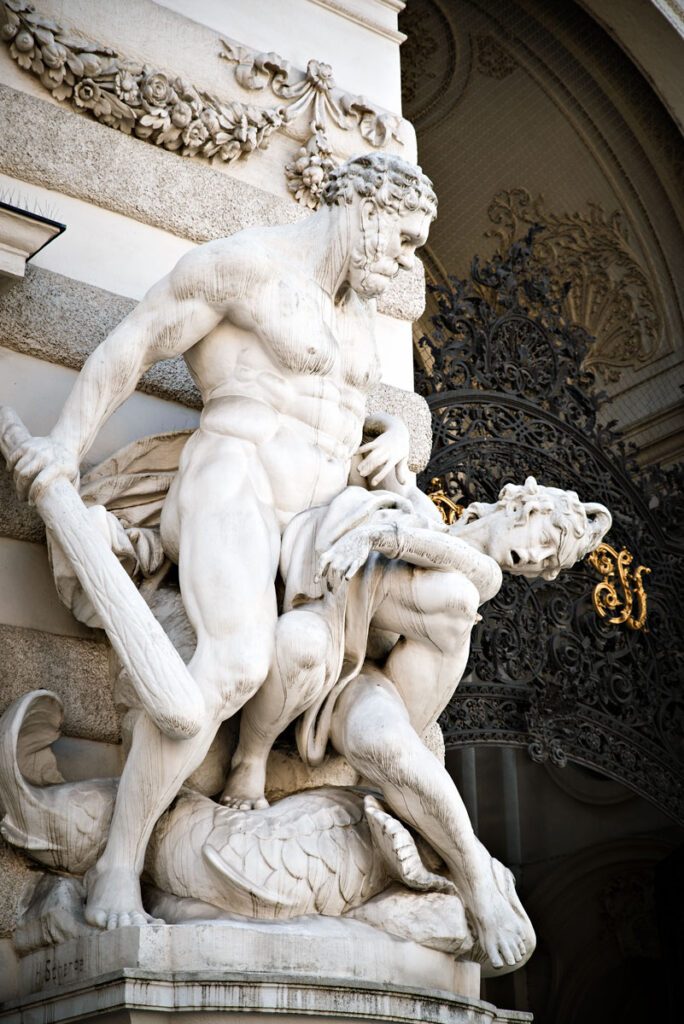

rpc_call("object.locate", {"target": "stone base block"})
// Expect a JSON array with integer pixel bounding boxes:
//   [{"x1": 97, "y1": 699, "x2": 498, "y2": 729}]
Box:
[{"x1": 0, "y1": 921, "x2": 532, "y2": 1023}]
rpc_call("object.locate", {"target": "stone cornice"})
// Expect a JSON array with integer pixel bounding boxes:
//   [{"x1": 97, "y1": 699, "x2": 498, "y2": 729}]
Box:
[
  {"x1": 0, "y1": 84, "x2": 304, "y2": 240},
  {"x1": 0, "y1": 264, "x2": 198, "y2": 407},
  {"x1": 0, "y1": 202, "x2": 64, "y2": 289},
  {"x1": 0, "y1": 623, "x2": 115, "y2": 740},
  {"x1": 0, "y1": 264, "x2": 430, "y2": 434},
  {"x1": 305, "y1": 0, "x2": 406, "y2": 44}
]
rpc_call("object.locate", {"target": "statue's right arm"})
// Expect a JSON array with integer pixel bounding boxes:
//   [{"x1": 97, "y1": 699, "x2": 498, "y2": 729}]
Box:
[{"x1": 10, "y1": 242, "x2": 245, "y2": 500}]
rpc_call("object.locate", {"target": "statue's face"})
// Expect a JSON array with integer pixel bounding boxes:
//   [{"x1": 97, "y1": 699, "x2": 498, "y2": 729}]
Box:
[
  {"x1": 481, "y1": 508, "x2": 563, "y2": 579},
  {"x1": 347, "y1": 202, "x2": 432, "y2": 299}
]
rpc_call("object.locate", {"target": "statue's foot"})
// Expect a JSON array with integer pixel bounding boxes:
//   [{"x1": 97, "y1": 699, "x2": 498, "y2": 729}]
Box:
[
  {"x1": 467, "y1": 861, "x2": 530, "y2": 970},
  {"x1": 471, "y1": 893, "x2": 529, "y2": 969},
  {"x1": 491, "y1": 857, "x2": 526, "y2": 920},
  {"x1": 219, "y1": 757, "x2": 269, "y2": 810},
  {"x1": 84, "y1": 864, "x2": 163, "y2": 929}
]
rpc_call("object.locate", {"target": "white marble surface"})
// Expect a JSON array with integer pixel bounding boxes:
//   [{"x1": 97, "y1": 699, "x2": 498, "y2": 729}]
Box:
[
  {"x1": 155, "y1": 0, "x2": 405, "y2": 111},
  {"x1": 0, "y1": 919, "x2": 536, "y2": 1024},
  {"x1": 14, "y1": 919, "x2": 479, "y2": 998}
]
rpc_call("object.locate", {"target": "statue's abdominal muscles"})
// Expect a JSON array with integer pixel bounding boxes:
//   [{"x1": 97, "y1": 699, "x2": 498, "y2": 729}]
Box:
[{"x1": 186, "y1": 315, "x2": 379, "y2": 526}]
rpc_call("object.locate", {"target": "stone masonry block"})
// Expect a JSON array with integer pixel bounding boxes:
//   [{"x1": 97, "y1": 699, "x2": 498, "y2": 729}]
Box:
[{"x1": 0, "y1": 625, "x2": 118, "y2": 744}]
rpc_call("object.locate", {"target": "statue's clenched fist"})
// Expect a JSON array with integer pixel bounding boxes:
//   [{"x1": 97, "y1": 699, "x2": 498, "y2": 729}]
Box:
[{"x1": 7, "y1": 436, "x2": 79, "y2": 503}]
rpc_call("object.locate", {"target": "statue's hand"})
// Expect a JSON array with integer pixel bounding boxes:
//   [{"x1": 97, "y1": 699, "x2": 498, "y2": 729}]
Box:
[
  {"x1": 358, "y1": 417, "x2": 409, "y2": 487},
  {"x1": 318, "y1": 530, "x2": 372, "y2": 592},
  {"x1": 8, "y1": 436, "x2": 79, "y2": 503}
]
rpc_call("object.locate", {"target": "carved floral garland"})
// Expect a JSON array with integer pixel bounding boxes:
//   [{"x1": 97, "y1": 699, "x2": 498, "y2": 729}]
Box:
[
  {"x1": 219, "y1": 43, "x2": 403, "y2": 209},
  {"x1": 1, "y1": 1, "x2": 403, "y2": 208}
]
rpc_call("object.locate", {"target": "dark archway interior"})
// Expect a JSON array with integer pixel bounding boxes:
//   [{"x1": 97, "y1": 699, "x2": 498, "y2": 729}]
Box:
[{"x1": 400, "y1": 2, "x2": 684, "y2": 1019}]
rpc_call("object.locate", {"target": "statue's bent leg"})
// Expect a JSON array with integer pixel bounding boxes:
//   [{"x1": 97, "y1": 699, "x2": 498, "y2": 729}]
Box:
[
  {"x1": 86, "y1": 448, "x2": 280, "y2": 928},
  {"x1": 371, "y1": 566, "x2": 479, "y2": 734},
  {"x1": 329, "y1": 669, "x2": 531, "y2": 970},
  {"x1": 221, "y1": 607, "x2": 334, "y2": 808}
]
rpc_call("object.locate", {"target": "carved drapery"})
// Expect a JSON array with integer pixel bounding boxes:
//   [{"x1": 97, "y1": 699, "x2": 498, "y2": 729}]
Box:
[
  {"x1": 0, "y1": 1, "x2": 402, "y2": 209},
  {"x1": 415, "y1": 229, "x2": 684, "y2": 822},
  {"x1": 486, "y1": 189, "x2": 664, "y2": 380}
]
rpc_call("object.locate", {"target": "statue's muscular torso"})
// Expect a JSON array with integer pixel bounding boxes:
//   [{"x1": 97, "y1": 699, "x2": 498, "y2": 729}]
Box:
[{"x1": 165, "y1": 232, "x2": 382, "y2": 535}]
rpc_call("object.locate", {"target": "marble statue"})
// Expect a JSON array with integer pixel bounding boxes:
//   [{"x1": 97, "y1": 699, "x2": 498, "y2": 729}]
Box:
[
  {"x1": 0, "y1": 477, "x2": 610, "y2": 970},
  {"x1": 0, "y1": 151, "x2": 612, "y2": 979},
  {"x1": 4, "y1": 152, "x2": 435, "y2": 934}
]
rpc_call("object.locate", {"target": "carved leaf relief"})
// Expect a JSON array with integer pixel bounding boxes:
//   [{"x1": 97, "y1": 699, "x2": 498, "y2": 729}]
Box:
[
  {"x1": 486, "y1": 188, "x2": 664, "y2": 379},
  {"x1": 2, "y1": 1, "x2": 287, "y2": 163},
  {"x1": 219, "y1": 43, "x2": 403, "y2": 208}
]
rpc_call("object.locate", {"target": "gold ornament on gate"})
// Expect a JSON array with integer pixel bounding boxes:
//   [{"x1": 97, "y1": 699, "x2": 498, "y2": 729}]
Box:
[
  {"x1": 427, "y1": 478, "x2": 464, "y2": 525},
  {"x1": 587, "y1": 543, "x2": 650, "y2": 631}
]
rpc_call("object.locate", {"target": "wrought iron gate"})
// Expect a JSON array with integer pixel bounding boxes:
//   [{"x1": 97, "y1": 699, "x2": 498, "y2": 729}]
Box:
[{"x1": 415, "y1": 230, "x2": 684, "y2": 822}]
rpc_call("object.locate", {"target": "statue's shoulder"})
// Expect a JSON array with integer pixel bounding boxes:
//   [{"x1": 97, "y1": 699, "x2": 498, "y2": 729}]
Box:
[
  {"x1": 171, "y1": 227, "x2": 278, "y2": 293},
  {"x1": 206, "y1": 220, "x2": 308, "y2": 274}
]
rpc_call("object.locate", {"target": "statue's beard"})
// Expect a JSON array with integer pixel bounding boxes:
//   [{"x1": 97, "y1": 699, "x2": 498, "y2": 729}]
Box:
[{"x1": 349, "y1": 237, "x2": 398, "y2": 297}]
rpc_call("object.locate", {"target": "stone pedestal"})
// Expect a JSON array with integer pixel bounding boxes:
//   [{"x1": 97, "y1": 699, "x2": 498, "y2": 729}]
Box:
[{"x1": 0, "y1": 921, "x2": 532, "y2": 1023}]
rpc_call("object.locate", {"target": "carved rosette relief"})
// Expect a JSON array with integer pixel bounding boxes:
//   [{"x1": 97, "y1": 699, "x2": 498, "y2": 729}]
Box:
[
  {"x1": 486, "y1": 189, "x2": 664, "y2": 380},
  {"x1": 1, "y1": 1, "x2": 403, "y2": 208},
  {"x1": 474, "y1": 35, "x2": 518, "y2": 80}
]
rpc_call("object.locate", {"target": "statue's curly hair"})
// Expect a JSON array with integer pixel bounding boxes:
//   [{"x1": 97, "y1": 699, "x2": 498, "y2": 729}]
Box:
[
  {"x1": 322, "y1": 153, "x2": 437, "y2": 219},
  {"x1": 462, "y1": 476, "x2": 612, "y2": 579}
]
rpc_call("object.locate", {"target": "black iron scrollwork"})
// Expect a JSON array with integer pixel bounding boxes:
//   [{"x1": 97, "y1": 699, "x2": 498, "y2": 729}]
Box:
[{"x1": 415, "y1": 228, "x2": 684, "y2": 822}]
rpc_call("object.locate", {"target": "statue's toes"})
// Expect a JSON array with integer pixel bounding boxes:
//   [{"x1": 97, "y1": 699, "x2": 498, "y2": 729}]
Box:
[
  {"x1": 219, "y1": 793, "x2": 269, "y2": 811},
  {"x1": 85, "y1": 907, "x2": 109, "y2": 929}
]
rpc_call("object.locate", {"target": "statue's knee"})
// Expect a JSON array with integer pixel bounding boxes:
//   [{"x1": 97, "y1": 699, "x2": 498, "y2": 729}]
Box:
[
  {"x1": 276, "y1": 613, "x2": 330, "y2": 675},
  {"x1": 346, "y1": 733, "x2": 410, "y2": 781},
  {"x1": 236, "y1": 648, "x2": 272, "y2": 700},
  {"x1": 343, "y1": 705, "x2": 413, "y2": 774},
  {"x1": 192, "y1": 636, "x2": 271, "y2": 709},
  {"x1": 419, "y1": 571, "x2": 480, "y2": 619}
]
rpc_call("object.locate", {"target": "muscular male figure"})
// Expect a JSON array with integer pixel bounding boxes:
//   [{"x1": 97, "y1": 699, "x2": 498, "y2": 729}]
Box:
[{"x1": 10, "y1": 154, "x2": 437, "y2": 928}]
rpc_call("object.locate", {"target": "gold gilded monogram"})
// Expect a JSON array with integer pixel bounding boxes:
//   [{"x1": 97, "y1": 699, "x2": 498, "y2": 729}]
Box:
[{"x1": 588, "y1": 543, "x2": 650, "y2": 631}]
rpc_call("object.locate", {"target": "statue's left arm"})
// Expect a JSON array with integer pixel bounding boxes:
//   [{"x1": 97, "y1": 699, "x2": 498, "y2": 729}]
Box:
[
  {"x1": 8, "y1": 243, "x2": 240, "y2": 501},
  {"x1": 319, "y1": 516, "x2": 502, "y2": 603}
]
